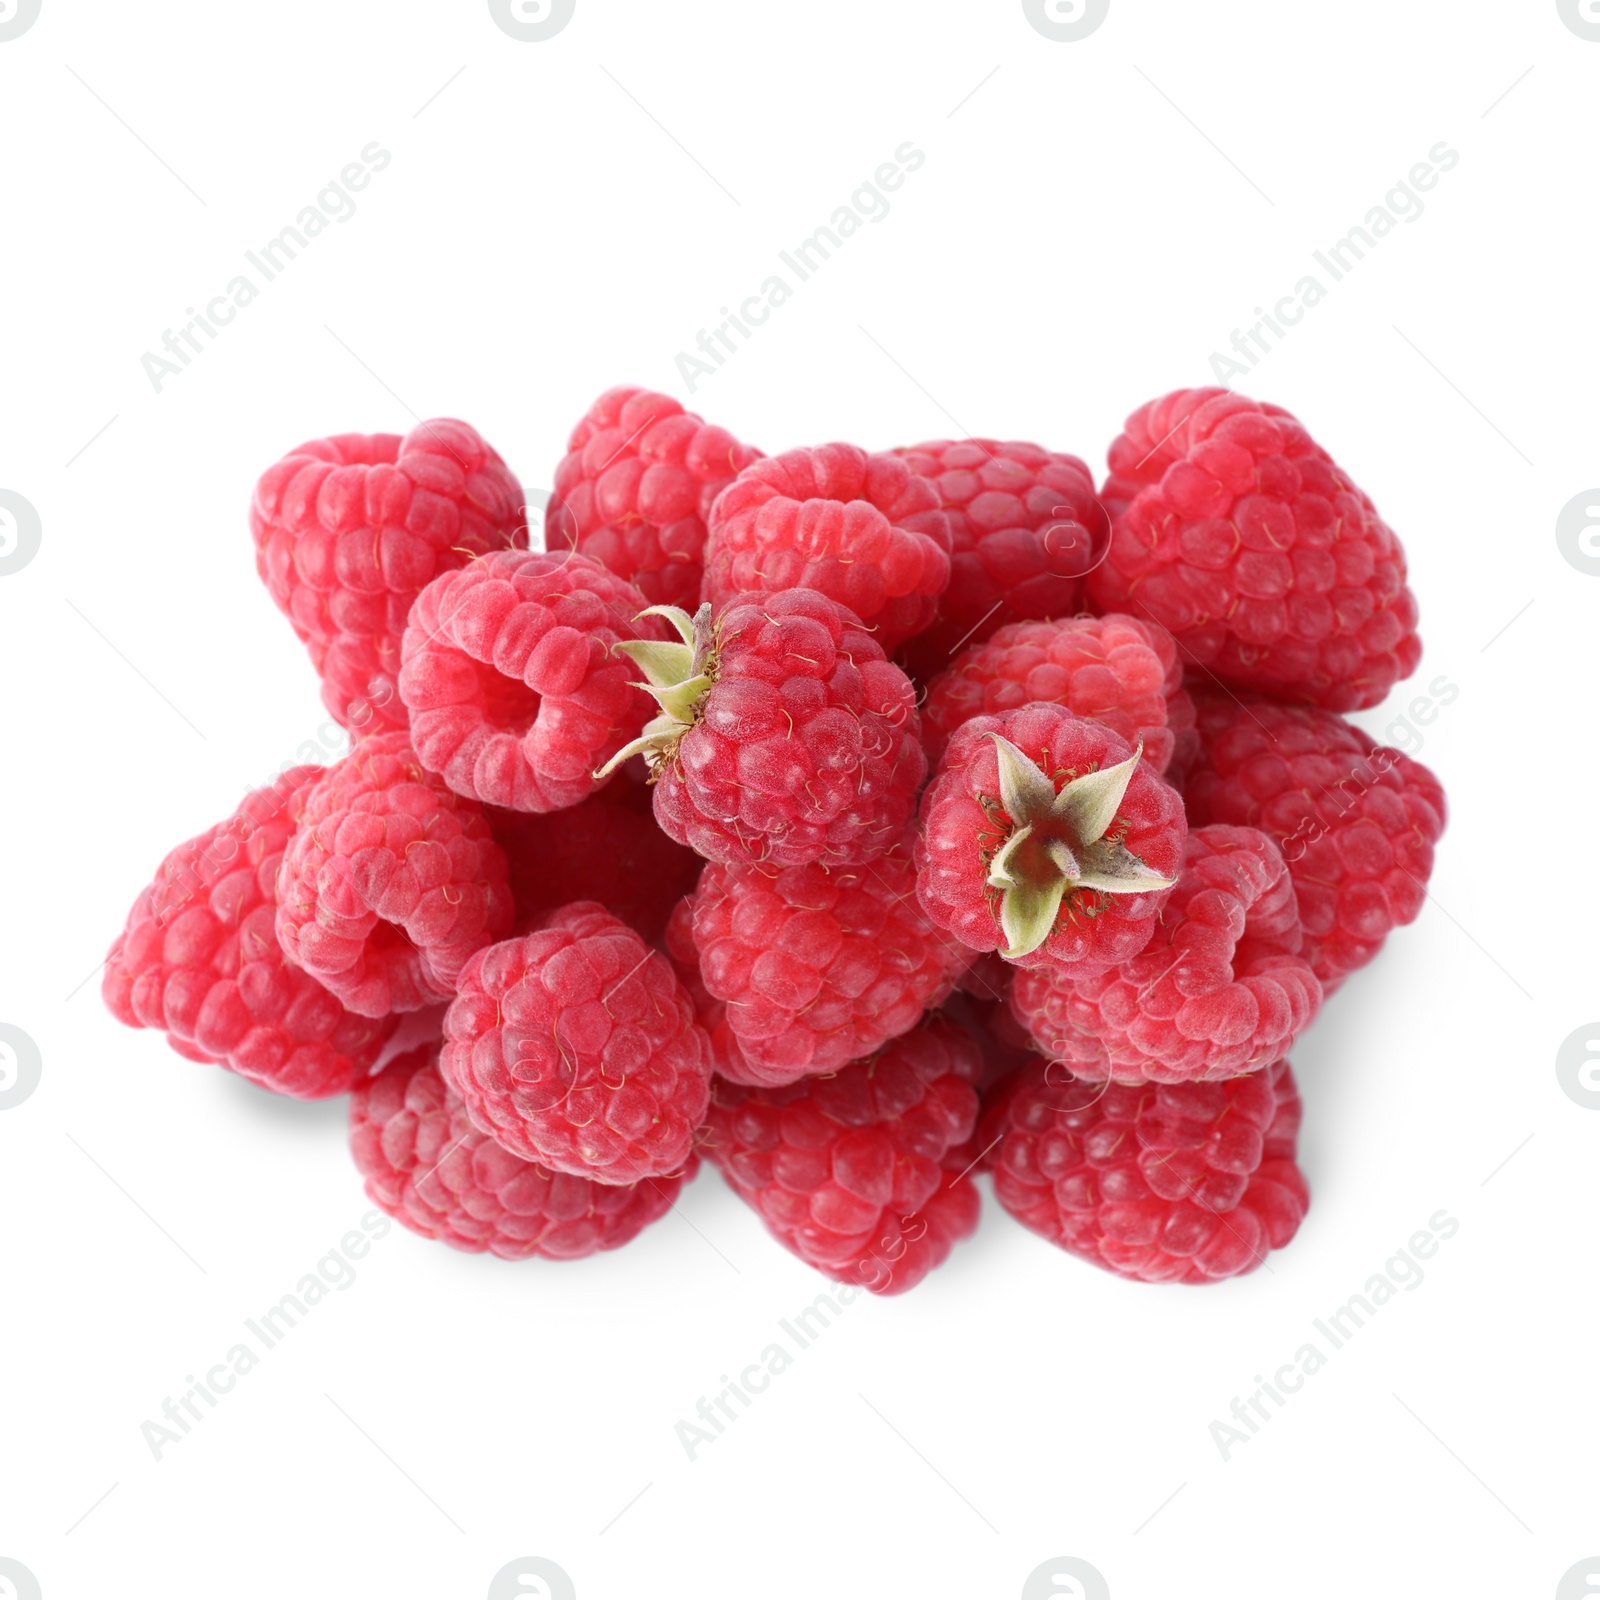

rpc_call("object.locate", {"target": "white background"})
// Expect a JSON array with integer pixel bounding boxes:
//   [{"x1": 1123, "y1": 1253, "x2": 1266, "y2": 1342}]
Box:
[{"x1": 2, "y1": 1, "x2": 1594, "y2": 1596}]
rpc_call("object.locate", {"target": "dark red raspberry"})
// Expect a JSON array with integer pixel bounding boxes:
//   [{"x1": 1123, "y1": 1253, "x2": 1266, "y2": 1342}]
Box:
[
  {"x1": 250, "y1": 421, "x2": 525, "y2": 732},
  {"x1": 704, "y1": 1018, "x2": 983, "y2": 1294},
  {"x1": 398, "y1": 549, "x2": 662, "y2": 813},
  {"x1": 683, "y1": 838, "x2": 971, "y2": 1084},
  {"x1": 915, "y1": 703, "x2": 1185, "y2": 975},
  {"x1": 601, "y1": 588, "x2": 926, "y2": 870},
  {"x1": 664, "y1": 895, "x2": 762, "y2": 1083},
  {"x1": 991, "y1": 1057, "x2": 1309, "y2": 1283},
  {"x1": 1010, "y1": 825, "x2": 1322, "y2": 1084},
  {"x1": 351, "y1": 1044, "x2": 694, "y2": 1259},
  {"x1": 920, "y1": 613, "x2": 1197, "y2": 775},
  {"x1": 1088, "y1": 389, "x2": 1421, "y2": 710},
  {"x1": 488, "y1": 775, "x2": 703, "y2": 946},
  {"x1": 441, "y1": 904, "x2": 711, "y2": 1185},
  {"x1": 103, "y1": 770, "x2": 395, "y2": 1097},
  {"x1": 891, "y1": 438, "x2": 1108, "y2": 678},
  {"x1": 546, "y1": 386, "x2": 761, "y2": 611},
  {"x1": 1181, "y1": 690, "x2": 1447, "y2": 991},
  {"x1": 703, "y1": 445, "x2": 951, "y2": 652},
  {"x1": 274, "y1": 733, "x2": 512, "y2": 1017}
]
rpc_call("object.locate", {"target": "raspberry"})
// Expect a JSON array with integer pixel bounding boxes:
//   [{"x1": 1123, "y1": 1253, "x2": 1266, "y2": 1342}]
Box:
[
  {"x1": 103, "y1": 770, "x2": 395, "y2": 1097},
  {"x1": 1181, "y1": 690, "x2": 1447, "y2": 991},
  {"x1": 891, "y1": 438, "x2": 1108, "y2": 678},
  {"x1": 274, "y1": 733, "x2": 513, "y2": 1016},
  {"x1": 704, "y1": 1018, "x2": 983, "y2": 1294},
  {"x1": 683, "y1": 838, "x2": 971, "y2": 1084},
  {"x1": 920, "y1": 613, "x2": 1197, "y2": 775},
  {"x1": 991, "y1": 1057, "x2": 1309, "y2": 1283},
  {"x1": 398, "y1": 549, "x2": 662, "y2": 813},
  {"x1": 488, "y1": 775, "x2": 703, "y2": 945},
  {"x1": 915, "y1": 703, "x2": 1185, "y2": 974},
  {"x1": 441, "y1": 903, "x2": 711, "y2": 1185},
  {"x1": 703, "y1": 445, "x2": 951, "y2": 652},
  {"x1": 546, "y1": 386, "x2": 762, "y2": 610},
  {"x1": 1088, "y1": 389, "x2": 1421, "y2": 710},
  {"x1": 600, "y1": 588, "x2": 926, "y2": 869},
  {"x1": 250, "y1": 421, "x2": 525, "y2": 732},
  {"x1": 351, "y1": 1044, "x2": 694, "y2": 1259},
  {"x1": 664, "y1": 895, "x2": 762, "y2": 1083},
  {"x1": 1010, "y1": 825, "x2": 1323, "y2": 1083}
]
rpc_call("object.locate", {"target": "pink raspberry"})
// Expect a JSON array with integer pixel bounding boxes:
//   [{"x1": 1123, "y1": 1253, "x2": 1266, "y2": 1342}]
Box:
[
  {"x1": 488, "y1": 775, "x2": 703, "y2": 946},
  {"x1": 1010, "y1": 825, "x2": 1323, "y2": 1084},
  {"x1": 441, "y1": 903, "x2": 711, "y2": 1185},
  {"x1": 1088, "y1": 389, "x2": 1421, "y2": 710},
  {"x1": 602, "y1": 588, "x2": 926, "y2": 870},
  {"x1": 682, "y1": 838, "x2": 972, "y2": 1084},
  {"x1": 915, "y1": 703, "x2": 1186, "y2": 975},
  {"x1": 991, "y1": 1057, "x2": 1309, "y2": 1283},
  {"x1": 703, "y1": 445, "x2": 951, "y2": 652},
  {"x1": 250, "y1": 421, "x2": 525, "y2": 732},
  {"x1": 398, "y1": 549, "x2": 663, "y2": 813},
  {"x1": 351, "y1": 1044, "x2": 694, "y2": 1260},
  {"x1": 891, "y1": 438, "x2": 1108, "y2": 678},
  {"x1": 920, "y1": 613, "x2": 1197, "y2": 775},
  {"x1": 705, "y1": 1018, "x2": 983, "y2": 1295},
  {"x1": 274, "y1": 733, "x2": 512, "y2": 1017},
  {"x1": 546, "y1": 385, "x2": 762, "y2": 610},
  {"x1": 103, "y1": 770, "x2": 395, "y2": 1097},
  {"x1": 1181, "y1": 689, "x2": 1447, "y2": 991}
]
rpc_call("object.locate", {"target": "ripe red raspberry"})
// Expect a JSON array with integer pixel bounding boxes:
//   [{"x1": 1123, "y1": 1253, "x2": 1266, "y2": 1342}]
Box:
[
  {"x1": 683, "y1": 839, "x2": 971, "y2": 1084},
  {"x1": 891, "y1": 438, "x2": 1108, "y2": 678},
  {"x1": 1010, "y1": 825, "x2": 1323, "y2": 1084},
  {"x1": 488, "y1": 775, "x2": 703, "y2": 946},
  {"x1": 600, "y1": 588, "x2": 926, "y2": 869},
  {"x1": 664, "y1": 895, "x2": 763, "y2": 1083},
  {"x1": 1181, "y1": 690, "x2": 1447, "y2": 991},
  {"x1": 705, "y1": 1018, "x2": 983, "y2": 1294},
  {"x1": 920, "y1": 613, "x2": 1197, "y2": 775},
  {"x1": 991, "y1": 1057, "x2": 1309, "y2": 1283},
  {"x1": 250, "y1": 421, "x2": 525, "y2": 732},
  {"x1": 274, "y1": 733, "x2": 512, "y2": 1017},
  {"x1": 915, "y1": 702, "x2": 1185, "y2": 975},
  {"x1": 103, "y1": 770, "x2": 395, "y2": 1097},
  {"x1": 351, "y1": 1044, "x2": 694, "y2": 1260},
  {"x1": 546, "y1": 386, "x2": 762, "y2": 611},
  {"x1": 1088, "y1": 389, "x2": 1421, "y2": 710},
  {"x1": 703, "y1": 445, "x2": 951, "y2": 652},
  {"x1": 398, "y1": 549, "x2": 663, "y2": 813},
  {"x1": 441, "y1": 903, "x2": 711, "y2": 1185}
]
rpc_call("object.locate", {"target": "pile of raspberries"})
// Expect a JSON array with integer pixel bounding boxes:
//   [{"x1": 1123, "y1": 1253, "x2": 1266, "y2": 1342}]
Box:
[{"x1": 103, "y1": 386, "x2": 1446, "y2": 1293}]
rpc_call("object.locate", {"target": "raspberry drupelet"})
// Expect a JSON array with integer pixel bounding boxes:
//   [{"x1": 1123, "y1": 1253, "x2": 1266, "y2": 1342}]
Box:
[
  {"x1": 702, "y1": 444, "x2": 951, "y2": 652},
  {"x1": 597, "y1": 587, "x2": 926, "y2": 870},
  {"x1": 441, "y1": 903, "x2": 711, "y2": 1186},
  {"x1": 399, "y1": 549, "x2": 665, "y2": 813},
  {"x1": 546, "y1": 385, "x2": 762, "y2": 611},
  {"x1": 1010, "y1": 825, "x2": 1323, "y2": 1084},
  {"x1": 915, "y1": 702, "x2": 1186, "y2": 975},
  {"x1": 1089, "y1": 388, "x2": 1421, "y2": 710},
  {"x1": 682, "y1": 837, "x2": 972, "y2": 1084},
  {"x1": 250, "y1": 420, "x2": 526, "y2": 732},
  {"x1": 274, "y1": 733, "x2": 513, "y2": 1017},
  {"x1": 704, "y1": 1017, "x2": 983, "y2": 1295},
  {"x1": 891, "y1": 438, "x2": 1108, "y2": 679},
  {"x1": 103, "y1": 769, "x2": 396, "y2": 1097},
  {"x1": 1180, "y1": 689, "x2": 1447, "y2": 991},
  {"x1": 351, "y1": 1044, "x2": 695, "y2": 1259},
  {"x1": 920, "y1": 612, "x2": 1197, "y2": 775},
  {"x1": 990, "y1": 1057, "x2": 1309, "y2": 1283}
]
